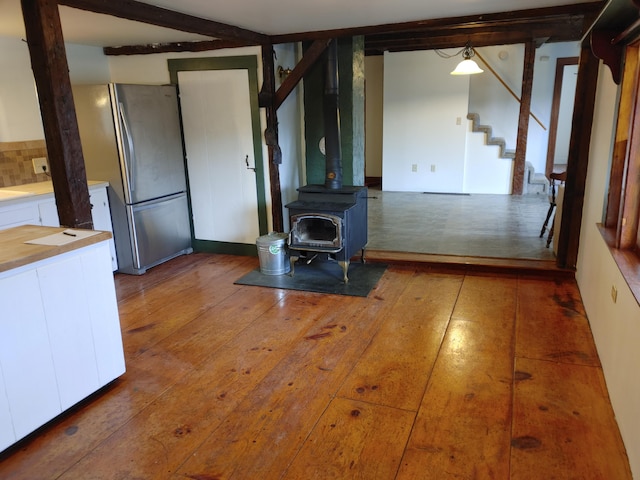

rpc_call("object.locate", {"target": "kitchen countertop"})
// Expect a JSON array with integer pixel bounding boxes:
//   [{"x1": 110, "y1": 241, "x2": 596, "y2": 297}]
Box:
[
  {"x1": 0, "y1": 180, "x2": 109, "y2": 205},
  {"x1": 0, "y1": 224, "x2": 112, "y2": 274}
]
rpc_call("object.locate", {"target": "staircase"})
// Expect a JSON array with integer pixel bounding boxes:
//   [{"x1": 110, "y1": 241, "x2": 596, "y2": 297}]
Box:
[{"x1": 467, "y1": 113, "x2": 516, "y2": 160}]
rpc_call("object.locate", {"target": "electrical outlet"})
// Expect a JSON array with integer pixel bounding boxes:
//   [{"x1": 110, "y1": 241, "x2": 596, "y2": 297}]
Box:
[
  {"x1": 611, "y1": 285, "x2": 617, "y2": 303},
  {"x1": 411, "y1": 164, "x2": 417, "y2": 172},
  {"x1": 32, "y1": 157, "x2": 49, "y2": 174}
]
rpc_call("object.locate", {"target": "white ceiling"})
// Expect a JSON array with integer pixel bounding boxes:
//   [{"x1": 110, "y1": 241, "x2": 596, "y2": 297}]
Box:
[{"x1": 0, "y1": 0, "x2": 601, "y2": 47}]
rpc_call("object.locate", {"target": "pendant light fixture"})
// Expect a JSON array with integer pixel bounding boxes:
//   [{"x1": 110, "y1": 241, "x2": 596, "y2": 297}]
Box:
[{"x1": 450, "y1": 43, "x2": 484, "y2": 75}]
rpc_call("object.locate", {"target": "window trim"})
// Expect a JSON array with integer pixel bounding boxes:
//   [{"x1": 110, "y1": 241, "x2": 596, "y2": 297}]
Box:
[{"x1": 603, "y1": 42, "x2": 640, "y2": 305}]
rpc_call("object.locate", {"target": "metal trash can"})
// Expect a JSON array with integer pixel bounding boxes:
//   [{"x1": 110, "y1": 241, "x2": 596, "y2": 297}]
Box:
[{"x1": 256, "y1": 232, "x2": 290, "y2": 275}]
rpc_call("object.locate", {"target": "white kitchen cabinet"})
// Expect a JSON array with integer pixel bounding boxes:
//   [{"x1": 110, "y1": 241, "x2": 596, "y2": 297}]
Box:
[
  {"x1": 0, "y1": 202, "x2": 40, "y2": 229},
  {"x1": 80, "y1": 246, "x2": 126, "y2": 383},
  {"x1": 0, "y1": 269, "x2": 62, "y2": 444},
  {"x1": 90, "y1": 186, "x2": 118, "y2": 271},
  {"x1": 0, "y1": 365, "x2": 16, "y2": 452},
  {"x1": 0, "y1": 228, "x2": 125, "y2": 452},
  {"x1": 38, "y1": 197, "x2": 59, "y2": 227},
  {"x1": 0, "y1": 183, "x2": 118, "y2": 271},
  {"x1": 38, "y1": 255, "x2": 102, "y2": 410}
]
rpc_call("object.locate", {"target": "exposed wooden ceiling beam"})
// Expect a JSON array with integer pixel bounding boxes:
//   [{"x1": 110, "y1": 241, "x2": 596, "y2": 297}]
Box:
[
  {"x1": 271, "y1": 2, "x2": 602, "y2": 43},
  {"x1": 104, "y1": 39, "x2": 253, "y2": 56},
  {"x1": 274, "y1": 39, "x2": 331, "y2": 110},
  {"x1": 78, "y1": 1, "x2": 605, "y2": 56},
  {"x1": 365, "y1": 4, "x2": 602, "y2": 54},
  {"x1": 364, "y1": 15, "x2": 591, "y2": 55},
  {"x1": 58, "y1": 0, "x2": 268, "y2": 44}
]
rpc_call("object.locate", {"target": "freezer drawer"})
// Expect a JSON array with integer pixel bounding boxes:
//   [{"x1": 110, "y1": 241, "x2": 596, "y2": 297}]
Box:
[{"x1": 125, "y1": 193, "x2": 191, "y2": 274}]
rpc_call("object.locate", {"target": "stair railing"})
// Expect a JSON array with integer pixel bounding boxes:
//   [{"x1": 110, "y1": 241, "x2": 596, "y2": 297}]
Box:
[{"x1": 474, "y1": 51, "x2": 547, "y2": 131}]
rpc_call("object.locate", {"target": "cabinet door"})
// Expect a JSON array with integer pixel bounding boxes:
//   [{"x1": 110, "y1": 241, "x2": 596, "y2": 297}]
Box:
[
  {"x1": 80, "y1": 244, "x2": 126, "y2": 383},
  {"x1": 38, "y1": 198, "x2": 60, "y2": 227},
  {"x1": 38, "y1": 255, "x2": 101, "y2": 411},
  {"x1": 0, "y1": 203, "x2": 40, "y2": 230},
  {"x1": 0, "y1": 366, "x2": 16, "y2": 452},
  {"x1": 90, "y1": 187, "x2": 118, "y2": 271},
  {"x1": 0, "y1": 270, "x2": 60, "y2": 439}
]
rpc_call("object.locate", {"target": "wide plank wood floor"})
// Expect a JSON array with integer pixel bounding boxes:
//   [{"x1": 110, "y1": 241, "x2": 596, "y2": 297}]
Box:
[{"x1": 0, "y1": 253, "x2": 632, "y2": 479}]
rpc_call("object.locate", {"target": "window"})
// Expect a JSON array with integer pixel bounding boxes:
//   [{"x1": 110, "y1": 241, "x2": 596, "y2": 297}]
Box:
[{"x1": 603, "y1": 42, "x2": 640, "y2": 300}]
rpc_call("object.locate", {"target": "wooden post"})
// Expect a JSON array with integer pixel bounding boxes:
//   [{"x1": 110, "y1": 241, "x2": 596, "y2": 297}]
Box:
[
  {"x1": 21, "y1": 0, "x2": 93, "y2": 229},
  {"x1": 512, "y1": 40, "x2": 536, "y2": 195},
  {"x1": 556, "y1": 42, "x2": 600, "y2": 269},
  {"x1": 260, "y1": 43, "x2": 284, "y2": 232}
]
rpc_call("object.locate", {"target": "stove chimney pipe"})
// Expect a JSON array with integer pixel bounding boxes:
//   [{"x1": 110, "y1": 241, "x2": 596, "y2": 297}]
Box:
[{"x1": 323, "y1": 39, "x2": 342, "y2": 190}]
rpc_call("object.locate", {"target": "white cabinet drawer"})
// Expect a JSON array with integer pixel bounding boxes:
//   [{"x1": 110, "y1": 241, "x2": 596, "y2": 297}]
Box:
[{"x1": 0, "y1": 203, "x2": 40, "y2": 229}]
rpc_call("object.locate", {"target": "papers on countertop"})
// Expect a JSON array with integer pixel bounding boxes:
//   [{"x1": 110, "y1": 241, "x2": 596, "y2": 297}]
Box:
[{"x1": 25, "y1": 229, "x2": 101, "y2": 246}]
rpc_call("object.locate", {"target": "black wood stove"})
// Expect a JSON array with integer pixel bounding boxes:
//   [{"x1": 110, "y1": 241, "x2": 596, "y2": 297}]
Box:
[
  {"x1": 285, "y1": 39, "x2": 368, "y2": 283},
  {"x1": 286, "y1": 185, "x2": 367, "y2": 282}
]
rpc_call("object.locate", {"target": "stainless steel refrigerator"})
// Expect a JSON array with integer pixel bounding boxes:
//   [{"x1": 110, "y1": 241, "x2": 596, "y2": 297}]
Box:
[{"x1": 73, "y1": 83, "x2": 192, "y2": 275}]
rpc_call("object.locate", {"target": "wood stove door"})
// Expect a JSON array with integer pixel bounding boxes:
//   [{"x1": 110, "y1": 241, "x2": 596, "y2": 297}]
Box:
[{"x1": 178, "y1": 68, "x2": 263, "y2": 245}]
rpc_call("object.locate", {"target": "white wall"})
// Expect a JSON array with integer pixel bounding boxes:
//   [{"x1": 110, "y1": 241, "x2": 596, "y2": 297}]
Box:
[
  {"x1": 0, "y1": 37, "x2": 110, "y2": 142},
  {"x1": 365, "y1": 55, "x2": 383, "y2": 178},
  {"x1": 553, "y1": 63, "x2": 578, "y2": 165},
  {"x1": 66, "y1": 43, "x2": 111, "y2": 84},
  {"x1": 107, "y1": 46, "x2": 261, "y2": 84},
  {"x1": 378, "y1": 44, "x2": 571, "y2": 193},
  {"x1": 528, "y1": 42, "x2": 580, "y2": 173},
  {"x1": 463, "y1": 120, "x2": 513, "y2": 194},
  {"x1": 468, "y1": 42, "x2": 580, "y2": 176},
  {"x1": 273, "y1": 43, "x2": 303, "y2": 232},
  {"x1": 0, "y1": 36, "x2": 43, "y2": 141},
  {"x1": 382, "y1": 49, "x2": 469, "y2": 193},
  {"x1": 576, "y1": 63, "x2": 640, "y2": 479},
  {"x1": 469, "y1": 44, "x2": 524, "y2": 152}
]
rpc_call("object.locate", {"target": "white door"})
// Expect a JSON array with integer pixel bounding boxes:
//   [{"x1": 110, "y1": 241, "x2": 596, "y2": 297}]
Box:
[{"x1": 178, "y1": 69, "x2": 260, "y2": 244}]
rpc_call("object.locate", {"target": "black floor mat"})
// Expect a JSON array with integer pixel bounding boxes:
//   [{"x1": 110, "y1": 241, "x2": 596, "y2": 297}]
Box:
[{"x1": 234, "y1": 260, "x2": 387, "y2": 297}]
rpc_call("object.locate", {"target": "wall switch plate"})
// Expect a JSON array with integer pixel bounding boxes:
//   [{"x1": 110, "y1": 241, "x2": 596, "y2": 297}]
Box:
[
  {"x1": 411, "y1": 164, "x2": 417, "y2": 172},
  {"x1": 430, "y1": 164, "x2": 436, "y2": 172},
  {"x1": 32, "y1": 157, "x2": 49, "y2": 174}
]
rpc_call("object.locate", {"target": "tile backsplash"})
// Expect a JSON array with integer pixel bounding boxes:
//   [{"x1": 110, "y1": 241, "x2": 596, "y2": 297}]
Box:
[{"x1": 0, "y1": 140, "x2": 49, "y2": 187}]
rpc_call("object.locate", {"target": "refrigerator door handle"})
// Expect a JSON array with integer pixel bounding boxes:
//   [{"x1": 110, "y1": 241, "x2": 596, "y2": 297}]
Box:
[{"x1": 118, "y1": 102, "x2": 136, "y2": 196}]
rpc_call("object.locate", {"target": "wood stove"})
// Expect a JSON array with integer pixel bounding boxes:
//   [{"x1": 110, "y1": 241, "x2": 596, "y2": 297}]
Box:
[
  {"x1": 286, "y1": 38, "x2": 367, "y2": 283},
  {"x1": 286, "y1": 185, "x2": 367, "y2": 282}
]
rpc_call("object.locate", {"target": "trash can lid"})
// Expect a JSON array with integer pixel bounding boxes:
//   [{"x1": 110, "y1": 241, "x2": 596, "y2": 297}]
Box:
[{"x1": 256, "y1": 232, "x2": 288, "y2": 246}]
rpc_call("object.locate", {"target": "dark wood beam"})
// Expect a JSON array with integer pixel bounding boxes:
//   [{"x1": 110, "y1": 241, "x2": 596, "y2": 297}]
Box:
[
  {"x1": 96, "y1": 2, "x2": 603, "y2": 56},
  {"x1": 364, "y1": 17, "x2": 589, "y2": 55},
  {"x1": 557, "y1": 41, "x2": 600, "y2": 269},
  {"x1": 274, "y1": 39, "x2": 331, "y2": 110},
  {"x1": 513, "y1": 41, "x2": 536, "y2": 196},
  {"x1": 545, "y1": 56, "x2": 580, "y2": 178},
  {"x1": 270, "y1": 2, "x2": 603, "y2": 49},
  {"x1": 256, "y1": 39, "x2": 332, "y2": 232},
  {"x1": 58, "y1": 0, "x2": 268, "y2": 44},
  {"x1": 260, "y1": 44, "x2": 284, "y2": 232},
  {"x1": 21, "y1": 0, "x2": 92, "y2": 229},
  {"x1": 104, "y1": 39, "x2": 252, "y2": 56}
]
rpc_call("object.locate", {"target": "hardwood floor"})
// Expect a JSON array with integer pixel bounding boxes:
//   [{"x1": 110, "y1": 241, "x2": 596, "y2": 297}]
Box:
[{"x1": 0, "y1": 253, "x2": 631, "y2": 479}]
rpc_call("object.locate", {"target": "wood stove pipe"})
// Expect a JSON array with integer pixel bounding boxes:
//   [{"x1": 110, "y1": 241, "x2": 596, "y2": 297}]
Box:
[{"x1": 323, "y1": 39, "x2": 342, "y2": 190}]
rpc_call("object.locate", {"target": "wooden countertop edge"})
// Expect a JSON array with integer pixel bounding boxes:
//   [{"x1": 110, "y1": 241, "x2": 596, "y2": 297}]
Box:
[
  {"x1": 0, "y1": 225, "x2": 112, "y2": 274},
  {"x1": 0, "y1": 181, "x2": 110, "y2": 206}
]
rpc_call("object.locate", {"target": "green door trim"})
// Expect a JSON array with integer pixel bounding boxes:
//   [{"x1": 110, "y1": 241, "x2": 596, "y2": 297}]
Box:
[{"x1": 168, "y1": 56, "x2": 267, "y2": 256}]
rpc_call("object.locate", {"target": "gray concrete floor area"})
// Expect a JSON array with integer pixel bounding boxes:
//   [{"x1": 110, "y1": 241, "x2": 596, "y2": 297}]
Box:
[{"x1": 366, "y1": 188, "x2": 556, "y2": 261}]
